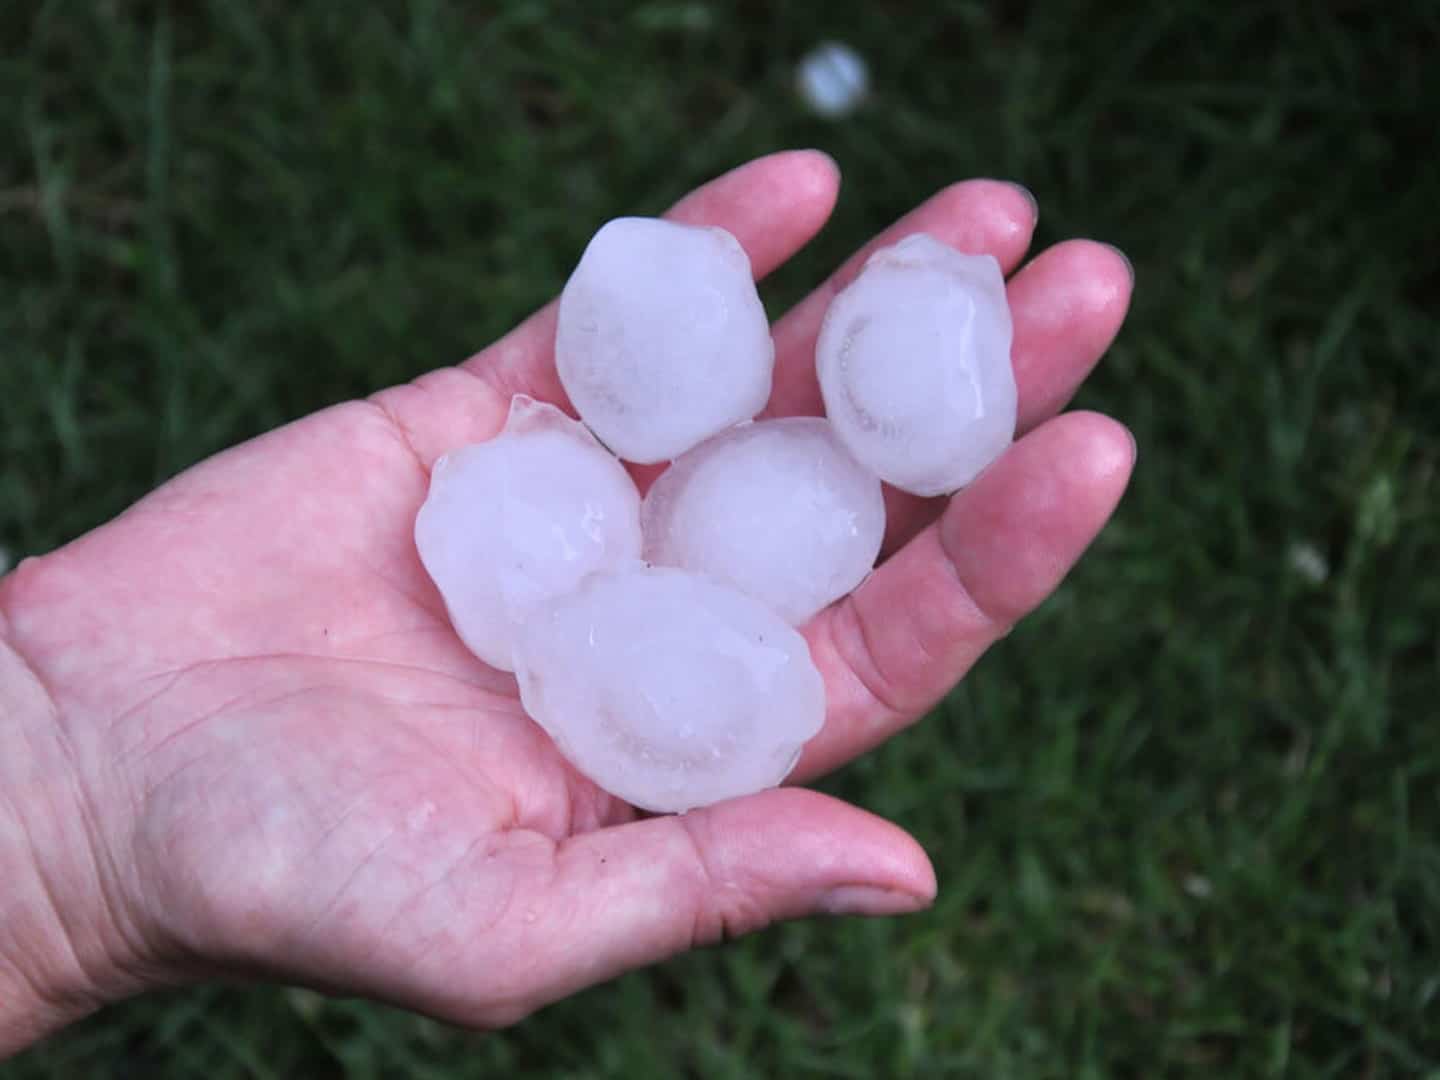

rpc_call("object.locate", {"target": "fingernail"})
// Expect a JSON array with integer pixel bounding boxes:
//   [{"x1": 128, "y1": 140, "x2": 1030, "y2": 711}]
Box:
[
  {"x1": 1005, "y1": 181, "x2": 1038, "y2": 222},
  {"x1": 818, "y1": 885, "x2": 929, "y2": 917},
  {"x1": 1125, "y1": 425, "x2": 1139, "y2": 465},
  {"x1": 1102, "y1": 242, "x2": 1135, "y2": 287}
]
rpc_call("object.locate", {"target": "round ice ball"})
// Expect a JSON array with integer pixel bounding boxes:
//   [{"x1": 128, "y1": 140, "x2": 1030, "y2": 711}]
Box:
[
  {"x1": 642, "y1": 417, "x2": 885, "y2": 625},
  {"x1": 795, "y1": 41, "x2": 870, "y2": 118},
  {"x1": 514, "y1": 566, "x2": 826, "y2": 814},
  {"x1": 413, "y1": 395, "x2": 642, "y2": 671},
  {"x1": 816, "y1": 233, "x2": 1017, "y2": 496},
  {"x1": 556, "y1": 217, "x2": 775, "y2": 464}
]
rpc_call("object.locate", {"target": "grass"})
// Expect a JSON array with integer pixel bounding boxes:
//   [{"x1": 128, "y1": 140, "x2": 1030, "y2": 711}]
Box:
[{"x1": 3, "y1": 0, "x2": 1438, "y2": 1075}]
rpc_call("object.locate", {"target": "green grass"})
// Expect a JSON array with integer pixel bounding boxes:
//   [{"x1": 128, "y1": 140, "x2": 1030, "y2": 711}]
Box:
[{"x1": 3, "y1": 1, "x2": 1438, "y2": 1075}]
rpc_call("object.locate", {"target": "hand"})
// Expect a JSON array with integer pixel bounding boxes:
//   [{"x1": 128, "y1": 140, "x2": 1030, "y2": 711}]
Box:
[{"x1": 0, "y1": 151, "x2": 1134, "y2": 1053}]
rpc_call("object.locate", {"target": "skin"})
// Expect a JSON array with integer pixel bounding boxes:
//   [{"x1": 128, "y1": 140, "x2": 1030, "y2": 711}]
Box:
[{"x1": 0, "y1": 151, "x2": 1135, "y2": 1056}]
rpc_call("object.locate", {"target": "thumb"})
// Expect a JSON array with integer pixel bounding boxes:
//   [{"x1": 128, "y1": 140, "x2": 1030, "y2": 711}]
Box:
[{"x1": 485, "y1": 787, "x2": 935, "y2": 1023}]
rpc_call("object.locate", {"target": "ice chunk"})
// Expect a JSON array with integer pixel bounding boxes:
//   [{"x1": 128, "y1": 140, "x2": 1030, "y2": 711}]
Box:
[
  {"x1": 816, "y1": 233, "x2": 1017, "y2": 496},
  {"x1": 414, "y1": 396, "x2": 642, "y2": 671},
  {"x1": 796, "y1": 41, "x2": 870, "y2": 118},
  {"x1": 642, "y1": 418, "x2": 884, "y2": 625},
  {"x1": 556, "y1": 217, "x2": 774, "y2": 464},
  {"x1": 514, "y1": 566, "x2": 825, "y2": 813}
]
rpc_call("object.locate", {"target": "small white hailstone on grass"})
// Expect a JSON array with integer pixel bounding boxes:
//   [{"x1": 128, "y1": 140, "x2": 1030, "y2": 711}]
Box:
[
  {"x1": 642, "y1": 417, "x2": 885, "y2": 624},
  {"x1": 796, "y1": 42, "x2": 870, "y2": 118},
  {"x1": 414, "y1": 395, "x2": 642, "y2": 671},
  {"x1": 1286, "y1": 540, "x2": 1330, "y2": 585},
  {"x1": 513, "y1": 565, "x2": 825, "y2": 813},
  {"x1": 816, "y1": 233, "x2": 1017, "y2": 496},
  {"x1": 556, "y1": 217, "x2": 773, "y2": 464}
]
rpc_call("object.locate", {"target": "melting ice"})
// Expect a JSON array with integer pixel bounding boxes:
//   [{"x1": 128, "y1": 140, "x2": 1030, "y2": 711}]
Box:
[
  {"x1": 642, "y1": 417, "x2": 884, "y2": 625},
  {"x1": 513, "y1": 566, "x2": 825, "y2": 813},
  {"x1": 556, "y1": 217, "x2": 773, "y2": 464},
  {"x1": 816, "y1": 233, "x2": 1017, "y2": 496},
  {"x1": 414, "y1": 396, "x2": 642, "y2": 671}
]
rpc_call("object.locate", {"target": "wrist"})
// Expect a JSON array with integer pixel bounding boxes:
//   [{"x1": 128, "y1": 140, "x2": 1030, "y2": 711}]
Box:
[{"x1": 0, "y1": 570, "x2": 151, "y2": 1057}]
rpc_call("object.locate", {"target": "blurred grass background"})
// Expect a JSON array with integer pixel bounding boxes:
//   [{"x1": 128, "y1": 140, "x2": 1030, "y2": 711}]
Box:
[{"x1": 2, "y1": 0, "x2": 1438, "y2": 1076}]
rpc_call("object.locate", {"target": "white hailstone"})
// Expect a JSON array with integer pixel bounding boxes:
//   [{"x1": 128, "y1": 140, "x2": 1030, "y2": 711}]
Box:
[
  {"x1": 556, "y1": 217, "x2": 774, "y2": 464},
  {"x1": 513, "y1": 566, "x2": 825, "y2": 813},
  {"x1": 816, "y1": 233, "x2": 1017, "y2": 496},
  {"x1": 796, "y1": 42, "x2": 870, "y2": 118},
  {"x1": 1286, "y1": 540, "x2": 1330, "y2": 585},
  {"x1": 642, "y1": 417, "x2": 885, "y2": 625},
  {"x1": 413, "y1": 395, "x2": 642, "y2": 672}
]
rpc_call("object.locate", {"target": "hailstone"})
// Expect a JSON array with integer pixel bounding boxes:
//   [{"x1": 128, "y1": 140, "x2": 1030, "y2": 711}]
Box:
[
  {"x1": 513, "y1": 566, "x2": 826, "y2": 813},
  {"x1": 556, "y1": 217, "x2": 774, "y2": 464},
  {"x1": 796, "y1": 41, "x2": 870, "y2": 118},
  {"x1": 816, "y1": 233, "x2": 1017, "y2": 496},
  {"x1": 413, "y1": 395, "x2": 642, "y2": 671},
  {"x1": 642, "y1": 417, "x2": 885, "y2": 625}
]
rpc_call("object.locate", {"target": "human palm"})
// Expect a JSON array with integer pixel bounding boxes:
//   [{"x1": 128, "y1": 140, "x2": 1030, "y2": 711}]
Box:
[{"x1": 0, "y1": 152, "x2": 1134, "y2": 1033}]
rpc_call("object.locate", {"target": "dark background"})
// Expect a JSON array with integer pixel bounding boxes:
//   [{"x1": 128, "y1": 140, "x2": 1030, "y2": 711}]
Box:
[{"x1": 3, "y1": 1, "x2": 1437, "y2": 1075}]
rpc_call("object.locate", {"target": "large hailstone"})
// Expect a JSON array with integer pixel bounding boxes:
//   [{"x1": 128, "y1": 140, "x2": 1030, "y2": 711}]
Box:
[
  {"x1": 556, "y1": 217, "x2": 774, "y2": 464},
  {"x1": 641, "y1": 417, "x2": 885, "y2": 625},
  {"x1": 514, "y1": 566, "x2": 826, "y2": 813},
  {"x1": 413, "y1": 396, "x2": 642, "y2": 671},
  {"x1": 816, "y1": 233, "x2": 1017, "y2": 496}
]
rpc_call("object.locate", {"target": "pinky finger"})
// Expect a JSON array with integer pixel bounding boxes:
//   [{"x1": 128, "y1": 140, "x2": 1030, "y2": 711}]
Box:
[{"x1": 794, "y1": 410, "x2": 1136, "y2": 782}]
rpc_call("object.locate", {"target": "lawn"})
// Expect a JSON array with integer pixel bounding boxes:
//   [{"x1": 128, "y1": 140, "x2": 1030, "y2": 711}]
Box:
[{"x1": 3, "y1": 1, "x2": 1438, "y2": 1076}]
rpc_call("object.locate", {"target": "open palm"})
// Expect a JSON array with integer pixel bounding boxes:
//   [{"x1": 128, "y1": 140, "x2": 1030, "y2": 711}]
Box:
[{"x1": 0, "y1": 152, "x2": 1134, "y2": 1029}]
